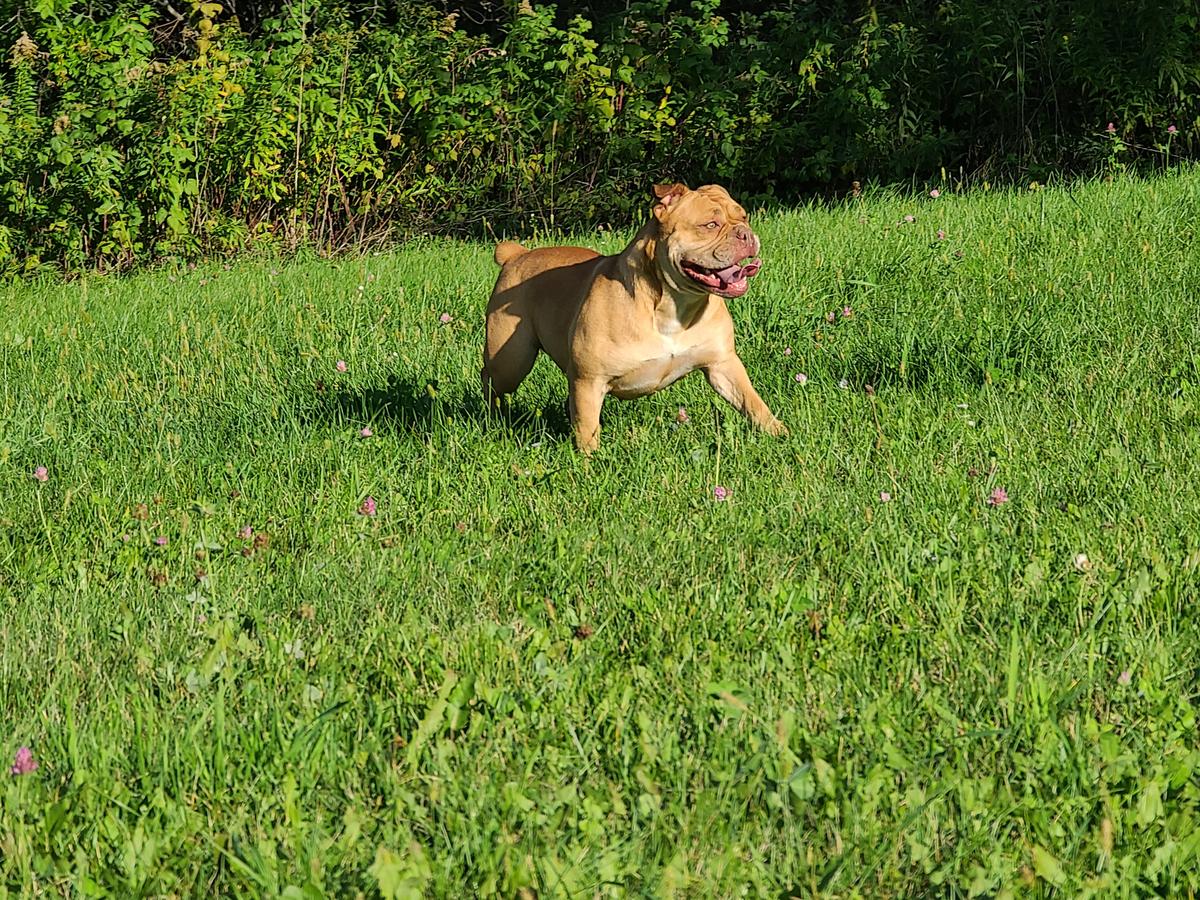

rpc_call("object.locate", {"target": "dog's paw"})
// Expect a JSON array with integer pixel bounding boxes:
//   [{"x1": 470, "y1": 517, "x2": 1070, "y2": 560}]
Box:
[
  {"x1": 763, "y1": 417, "x2": 792, "y2": 439},
  {"x1": 573, "y1": 434, "x2": 600, "y2": 455}
]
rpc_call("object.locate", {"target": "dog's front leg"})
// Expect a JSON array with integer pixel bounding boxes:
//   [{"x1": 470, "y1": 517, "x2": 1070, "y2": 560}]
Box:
[
  {"x1": 568, "y1": 377, "x2": 608, "y2": 454},
  {"x1": 704, "y1": 356, "x2": 788, "y2": 436}
]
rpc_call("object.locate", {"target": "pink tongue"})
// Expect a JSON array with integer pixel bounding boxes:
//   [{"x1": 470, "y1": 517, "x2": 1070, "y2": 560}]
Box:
[{"x1": 716, "y1": 258, "x2": 762, "y2": 286}]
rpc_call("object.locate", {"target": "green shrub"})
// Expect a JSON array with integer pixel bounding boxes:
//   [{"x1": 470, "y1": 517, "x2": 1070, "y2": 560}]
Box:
[{"x1": 0, "y1": 0, "x2": 1197, "y2": 275}]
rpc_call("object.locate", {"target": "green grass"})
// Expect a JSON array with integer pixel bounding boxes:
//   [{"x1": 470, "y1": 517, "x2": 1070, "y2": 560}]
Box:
[{"x1": 3, "y1": 170, "x2": 1200, "y2": 898}]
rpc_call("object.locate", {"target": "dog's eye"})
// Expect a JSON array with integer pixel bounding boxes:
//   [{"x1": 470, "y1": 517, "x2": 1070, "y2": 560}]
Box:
[{"x1": 705, "y1": 221, "x2": 720, "y2": 230}]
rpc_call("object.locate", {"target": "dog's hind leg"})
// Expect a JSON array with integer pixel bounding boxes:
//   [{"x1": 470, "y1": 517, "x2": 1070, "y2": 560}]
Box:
[{"x1": 482, "y1": 308, "x2": 540, "y2": 412}]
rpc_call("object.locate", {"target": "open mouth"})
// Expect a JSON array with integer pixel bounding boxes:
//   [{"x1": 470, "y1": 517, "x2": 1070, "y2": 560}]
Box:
[{"x1": 680, "y1": 257, "x2": 762, "y2": 297}]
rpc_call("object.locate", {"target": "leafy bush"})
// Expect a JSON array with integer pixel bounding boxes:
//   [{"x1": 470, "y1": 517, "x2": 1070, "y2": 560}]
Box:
[{"x1": 0, "y1": 0, "x2": 1197, "y2": 275}]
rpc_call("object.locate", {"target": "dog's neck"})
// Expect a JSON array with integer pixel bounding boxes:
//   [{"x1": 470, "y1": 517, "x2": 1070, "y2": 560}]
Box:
[{"x1": 621, "y1": 222, "x2": 712, "y2": 329}]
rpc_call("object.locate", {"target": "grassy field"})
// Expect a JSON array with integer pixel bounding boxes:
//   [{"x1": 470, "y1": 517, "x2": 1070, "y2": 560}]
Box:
[{"x1": 3, "y1": 170, "x2": 1200, "y2": 898}]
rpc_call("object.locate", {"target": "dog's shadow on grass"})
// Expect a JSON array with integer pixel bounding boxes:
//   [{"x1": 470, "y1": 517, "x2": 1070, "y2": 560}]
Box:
[{"x1": 310, "y1": 374, "x2": 571, "y2": 441}]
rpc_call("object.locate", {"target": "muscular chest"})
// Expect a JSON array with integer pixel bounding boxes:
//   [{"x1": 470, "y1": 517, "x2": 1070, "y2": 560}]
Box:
[{"x1": 607, "y1": 331, "x2": 716, "y2": 399}]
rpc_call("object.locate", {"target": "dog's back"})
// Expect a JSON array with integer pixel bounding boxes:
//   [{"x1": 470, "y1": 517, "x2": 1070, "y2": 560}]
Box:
[{"x1": 493, "y1": 241, "x2": 600, "y2": 275}]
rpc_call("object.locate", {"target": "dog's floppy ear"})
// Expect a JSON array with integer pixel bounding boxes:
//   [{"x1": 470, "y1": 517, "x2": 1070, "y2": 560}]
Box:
[{"x1": 652, "y1": 182, "x2": 689, "y2": 221}]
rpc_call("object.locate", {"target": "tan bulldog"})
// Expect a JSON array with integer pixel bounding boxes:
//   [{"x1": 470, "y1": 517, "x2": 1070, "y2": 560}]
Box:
[{"x1": 481, "y1": 182, "x2": 786, "y2": 453}]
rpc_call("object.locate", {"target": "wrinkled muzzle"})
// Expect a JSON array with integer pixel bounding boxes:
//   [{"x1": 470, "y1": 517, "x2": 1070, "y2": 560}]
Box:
[{"x1": 679, "y1": 242, "x2": 762, "y2": 297}]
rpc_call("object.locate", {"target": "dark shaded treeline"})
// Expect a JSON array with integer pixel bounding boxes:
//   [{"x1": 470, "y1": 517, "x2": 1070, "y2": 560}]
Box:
[{"x1": 0, "y1": 0, "x2": 1195, "y2": 274}]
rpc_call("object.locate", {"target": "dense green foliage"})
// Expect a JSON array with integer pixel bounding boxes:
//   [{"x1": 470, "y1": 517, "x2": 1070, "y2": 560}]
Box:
[
  {"x1": 3, "y1": 172, "x2": 1200, "y2": 895},
  {"x1": 0, "y1": 0, "x2": 1198, "y2": 274}
]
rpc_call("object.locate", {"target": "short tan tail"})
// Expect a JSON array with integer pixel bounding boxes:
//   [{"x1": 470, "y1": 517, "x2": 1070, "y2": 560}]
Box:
[{"x1": 494, "y1": 241, "x2": 528, "y2": 266}]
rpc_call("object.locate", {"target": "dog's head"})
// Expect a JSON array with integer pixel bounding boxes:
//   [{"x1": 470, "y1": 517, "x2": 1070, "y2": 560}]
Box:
[{"x1": 650, "y1": 182, "x2": 762, "y2": 299}]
